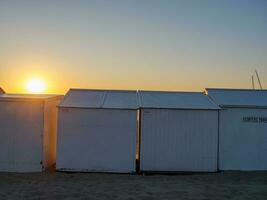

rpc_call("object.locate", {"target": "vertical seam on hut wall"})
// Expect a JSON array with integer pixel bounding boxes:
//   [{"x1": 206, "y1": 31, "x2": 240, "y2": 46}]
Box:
[
  {"x1": 42, "y1": 100, "x2": 45, "y2": 170},
  {"x1": 217, "y1": 110, "x2": 220, "y2": 171},
  {"x1": 56, "y1": 103, "x2": 62, "y2": 170},
  {"x1": 55, "y1": 97, "x2": 61, "y2": 167},
  {"x1": 137, "y1": 109, "x2": 142, "y2": 173},
  {"x1": 136, "y1": 91, "x2": 142, "y2": 173},
  {"x1": 11, "y1": 102, "x2": 16, "y2": 170},
  {"x1": 136, "y1": 109, "x2": 139, "y2": 172}
]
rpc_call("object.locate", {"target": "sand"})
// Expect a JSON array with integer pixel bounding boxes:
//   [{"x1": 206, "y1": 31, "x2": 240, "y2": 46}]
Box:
[{"x1": 0, "y1": 171, "x2": 267, "y2": 200}]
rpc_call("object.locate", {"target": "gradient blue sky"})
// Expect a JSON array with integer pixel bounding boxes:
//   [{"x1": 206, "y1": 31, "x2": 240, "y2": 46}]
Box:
[{"x1": 0, "y1": 0, "x2": 266, "y2": 93}]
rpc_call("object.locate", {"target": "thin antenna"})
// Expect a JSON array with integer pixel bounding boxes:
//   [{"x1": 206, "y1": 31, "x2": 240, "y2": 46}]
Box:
[
  {"x1": 252, "y1": 75, "x2": 255, "y2": 89},
  {"x1": 255, "y1": 69, "x2": 263, "y2": 89}
]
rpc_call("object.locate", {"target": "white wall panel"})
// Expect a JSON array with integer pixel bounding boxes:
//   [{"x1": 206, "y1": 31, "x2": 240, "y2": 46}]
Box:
[
  {"x1": 219, "y1": 108, "x2": 267, "y2": 170},
  {"x1": 0, "y1": 101, "x2": 43, "y2": 172},
  {"x1": 57, "y1": 108, "x2": 137, "y2": 173},
  {"x1": 140, "y1": 109, "x2": 218, "y2": 172}
]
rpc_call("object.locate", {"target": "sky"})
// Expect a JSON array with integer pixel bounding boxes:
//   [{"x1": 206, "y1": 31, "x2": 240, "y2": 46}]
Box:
[{"x1": 0, "y1": 0, "x2": 266, "y2": 94}]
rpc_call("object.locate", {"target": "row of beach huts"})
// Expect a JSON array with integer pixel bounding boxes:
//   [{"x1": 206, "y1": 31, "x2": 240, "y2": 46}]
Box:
[{"x1": 0, "y1": 87, "x2": 267, "y2": 173}]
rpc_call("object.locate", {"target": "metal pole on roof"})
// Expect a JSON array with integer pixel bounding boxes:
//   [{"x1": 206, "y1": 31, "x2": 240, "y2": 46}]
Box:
[
  {"x1": 252, "y1": 75, "x2": 255, "y2": 89},
  {"x1": 255, "y1": 69, "x2": 263, "y2": 89}
]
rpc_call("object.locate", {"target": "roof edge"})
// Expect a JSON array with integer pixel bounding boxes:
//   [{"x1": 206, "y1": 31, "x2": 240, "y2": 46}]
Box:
[
  {"x1": 139, "y1": 106, "x2": 220, "y2": 110},
  {"x1": 218, "y1": 105, "x2": 267, "y2": 109},
  {"x1": 69, "y1": 88, "x2": 138, "y2": 93},
  {"x1": 205, "y1": 88, "x2": 267, "y2": 92},
  {"x1": 139, "y1": 90, "x2": 204, "y2": 94},
  {"x1": 0, "y1": 93, "x2": 63, "y2": 102},
  {"x1": 58, "y1": 105, "x2": 138, "y2": 110}
]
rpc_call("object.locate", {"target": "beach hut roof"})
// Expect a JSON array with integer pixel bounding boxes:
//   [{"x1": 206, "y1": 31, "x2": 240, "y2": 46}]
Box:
[
  {"x1": 138, "y1": 90, "x2": 220, "y2": 110},
  {"x1": 59, "y1": 89, "x2": 139, "y2": 109},
  {"x1": 0, "y1": 93, "x2": 61, "y2": 102},
  {"x1": 205, "y1": 88, "x2": 267, "y2": 108}
]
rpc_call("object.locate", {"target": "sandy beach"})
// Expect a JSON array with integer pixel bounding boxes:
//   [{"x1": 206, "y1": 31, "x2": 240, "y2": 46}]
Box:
[{"x1": 1, "y1": 171, "x2": 267, "y2": 200}]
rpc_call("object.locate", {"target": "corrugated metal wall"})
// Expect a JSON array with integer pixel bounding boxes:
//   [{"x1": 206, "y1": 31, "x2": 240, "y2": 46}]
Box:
[
  {"x1": 0, "y1": 101, "x2": 43, "y2": 172},
  {"x1": 57, "y1": 108, "x2": 137, "y2": 173},
  {"x1": 219, "y1": 108, "x2": 267, "y2": 170},
  {"x1": 140, "y1": 109, "x2": 218, "y2": 172}
]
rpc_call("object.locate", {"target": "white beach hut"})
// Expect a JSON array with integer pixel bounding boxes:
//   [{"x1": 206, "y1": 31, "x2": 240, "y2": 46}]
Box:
[
  {"x1": 56, "y1": 89, "x2": 138, "y2": 173},
  {"x1": 206, "y1": 88, "x2": 267, "y2": 171},
  {"x1": 138, "y1": 91, "x2": 220, "y2": 172},
  {"x1": 0, "y1": 91, "x2": 62, "y2": 172}
]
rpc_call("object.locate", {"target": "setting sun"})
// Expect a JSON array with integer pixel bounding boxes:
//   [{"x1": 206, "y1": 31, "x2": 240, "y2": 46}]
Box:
[{"x1": 26, "y1": 79, "x2": 46, "y2": 94}]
